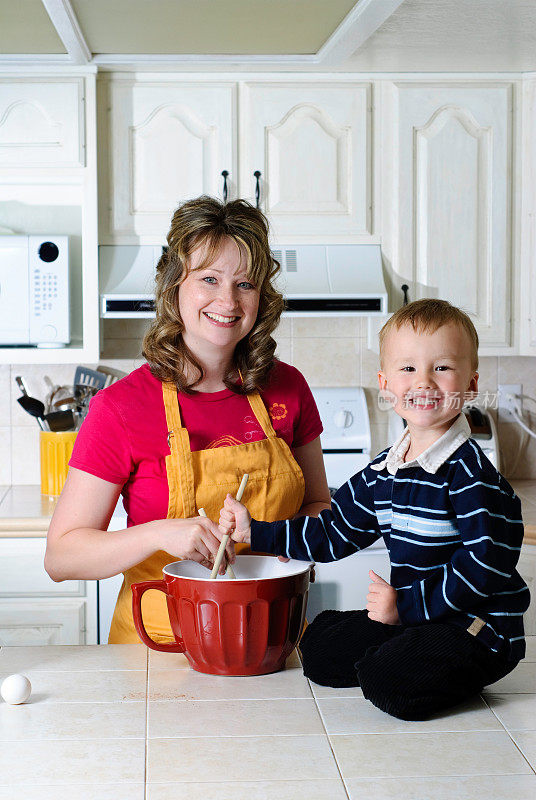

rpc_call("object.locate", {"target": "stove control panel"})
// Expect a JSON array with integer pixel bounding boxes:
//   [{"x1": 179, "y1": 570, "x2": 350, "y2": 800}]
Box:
[
  {"x1": 311, "y1": 387, "x2": 371, "y2": 452},
  {"x1": 334, "y1": 409, "x2": 354, "y2": 429}
]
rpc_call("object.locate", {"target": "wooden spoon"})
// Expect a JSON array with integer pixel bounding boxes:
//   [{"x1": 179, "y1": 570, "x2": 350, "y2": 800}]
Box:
[
  {"x1": 198, "y1": 507, "x2": 236, "y2": 579},
  {"x1": 210, "y1": 473, "x2": 249, "y2": 579}
]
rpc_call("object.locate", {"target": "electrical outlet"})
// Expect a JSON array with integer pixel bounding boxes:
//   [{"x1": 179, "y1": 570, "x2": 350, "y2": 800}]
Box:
[{"x1": 498, "y1": 384, "x2": 523, "y2": 422}]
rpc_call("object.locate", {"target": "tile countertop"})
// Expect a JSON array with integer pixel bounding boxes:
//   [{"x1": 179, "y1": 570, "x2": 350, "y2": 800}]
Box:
[
  {"x1": 0, "y1": 482, "x2": 535, "y2": 544},
  {"x1": 0, "y1": 642, "x2": 536, "y2": 797}
]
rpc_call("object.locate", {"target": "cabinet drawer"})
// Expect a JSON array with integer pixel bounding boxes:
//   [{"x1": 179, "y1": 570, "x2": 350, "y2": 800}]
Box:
[
  {"x1": 0, "y1": 598, "x2": 86, "y2": 645},
  {"x1": 0, "y1": 78, "x2": 84, "y2": 167},
  {"x1": 0, "y1": 538, "x2": 84, "y2": 597}
]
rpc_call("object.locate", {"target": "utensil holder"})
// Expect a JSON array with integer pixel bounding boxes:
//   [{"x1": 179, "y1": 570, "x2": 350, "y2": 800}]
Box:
[{"x1": 39, "y1": 431, "x2": 77, "y2": 496}]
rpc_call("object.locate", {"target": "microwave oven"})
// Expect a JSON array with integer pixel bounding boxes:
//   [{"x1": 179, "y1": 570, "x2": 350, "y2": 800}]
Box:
[{"x1": 0, "y1": 235, "x2": 70, "y2": 347}]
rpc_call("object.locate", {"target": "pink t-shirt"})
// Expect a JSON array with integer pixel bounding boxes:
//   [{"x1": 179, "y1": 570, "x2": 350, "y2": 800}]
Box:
[{"x1": 69, "y1": 361, "x2": 322, "y2": 527}]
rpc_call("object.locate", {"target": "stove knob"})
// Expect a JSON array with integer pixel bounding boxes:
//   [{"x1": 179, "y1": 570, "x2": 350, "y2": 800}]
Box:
[{"x1": 334, "y1": 409, "x2": 353, "y2": 429}]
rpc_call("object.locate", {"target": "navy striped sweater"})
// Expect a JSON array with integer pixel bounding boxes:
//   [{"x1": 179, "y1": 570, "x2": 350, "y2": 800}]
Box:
[{"x1": 251, "y1": 439, "x2": 530, "y2": 661}]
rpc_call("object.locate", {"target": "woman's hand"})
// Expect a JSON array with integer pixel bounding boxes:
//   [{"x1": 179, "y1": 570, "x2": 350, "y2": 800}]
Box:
[
  {"x1": 45, "y1": 469, "x2": 235, "y2": 581},
  {"x1": 159, "y1": 516, "x2": 235, "y2": 574},
  {"x1": 366, "y1": 570, "x2": 400, "y2": 625}
]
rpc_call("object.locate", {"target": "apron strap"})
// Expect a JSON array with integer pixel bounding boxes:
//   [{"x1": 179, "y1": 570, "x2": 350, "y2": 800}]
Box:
[
  {"x1": 246, "y1": 391, "x2": 277, "y2": 439},
  {"x1": 236, "y1": 368, "x2": 277, "y2": 440},
  {"x1": 162, "y1": 380, "x2": 183, "y2": 431},
  {"x1": 162, "y1": 382, "x2": 196, "y2": 518}
]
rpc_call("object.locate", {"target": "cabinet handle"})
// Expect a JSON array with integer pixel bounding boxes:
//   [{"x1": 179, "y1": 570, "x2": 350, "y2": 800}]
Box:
[
  {"x1": 254, "y1": 170, "x2": 262, "y2": 208},
  {"x1": 401, "y1": 284, "x2": 409, "y2": 306},
  {"x1": 221, "y1": 170, "x2": 229, "y2": 202}
]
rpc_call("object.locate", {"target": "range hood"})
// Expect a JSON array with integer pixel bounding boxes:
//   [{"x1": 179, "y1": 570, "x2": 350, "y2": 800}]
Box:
[
  {"x1": 100, "y1": 244, "x2": 388, "y2": 318},
  {"x1": 272, "y1": 245, "x2": 387, "y2": 315},
  {"x1": 100, "y1": 245, "x2": 162, "y2": 319}
]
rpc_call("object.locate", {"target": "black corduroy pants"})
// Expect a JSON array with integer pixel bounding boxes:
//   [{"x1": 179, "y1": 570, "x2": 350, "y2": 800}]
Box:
[{"x1": 299, "y1": 609, "x2": 517, "y2": 720}]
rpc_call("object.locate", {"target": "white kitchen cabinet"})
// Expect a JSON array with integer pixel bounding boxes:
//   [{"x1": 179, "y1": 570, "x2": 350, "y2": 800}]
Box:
[
  {"x1": 99, "y1": 76, "x2": 372, "y2": 244},
  {"x1": 240, "y1": 82, "x2": 372, "y2": 240},
  {"x1": 0, "y1": 70, "x2": 99, "y2": 364},
  {"x1": 380, "y1": 82, "x2": 513, "y2": 351},
  {"x1": 0, "y1": 537, "x2": 97, "y2": 645},
  {"x1": 519, "y1": 543, "x2": 536, "y2": 636},
  {"x1": 0, "y1": 599, "x2": 87, "y2": 646},
  {"x1": 99, "y1": 76, "x2": 236, "y2": 242},
  {"x1": 0, "y1": 78, "x2": 85, "y2": 168}
]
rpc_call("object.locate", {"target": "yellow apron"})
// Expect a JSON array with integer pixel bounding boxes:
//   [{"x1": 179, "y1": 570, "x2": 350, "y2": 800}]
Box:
[{"x1": 108, "y1": 381, "x2": 305, "y2": 643}]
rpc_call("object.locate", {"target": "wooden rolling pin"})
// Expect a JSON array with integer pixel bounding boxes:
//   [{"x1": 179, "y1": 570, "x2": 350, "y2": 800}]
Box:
[{"x1": 210, "y1": 473, "x2": 249, "y2": 579}]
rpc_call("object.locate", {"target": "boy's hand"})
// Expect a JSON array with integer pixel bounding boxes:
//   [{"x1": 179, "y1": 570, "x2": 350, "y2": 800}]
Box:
[
  {"x1": 218, "y1": 494, "x2": 252, "y2": 545},
  {"x1": 366, "y1": 570, "x2": 400, "y2": 625}
]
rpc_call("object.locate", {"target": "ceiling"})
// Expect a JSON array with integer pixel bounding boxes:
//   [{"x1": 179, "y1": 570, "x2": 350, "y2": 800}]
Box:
[
  {"x1": 70, "y1": 0, "x2": 357, "y2": 56},
  {"x1": 0, "y1": 0, "x2": 65, "y2": 54},
  {"x1": 1, "y1": 0, "x2": 536, "y2": 71},
  {"x1": 346, "y1": 0, "x2": 536, "y2": 72}
]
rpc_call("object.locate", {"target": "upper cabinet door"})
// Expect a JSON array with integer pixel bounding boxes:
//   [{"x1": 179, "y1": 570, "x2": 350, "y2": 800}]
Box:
[
  {"x1": 0, "y1": 79, "x2": 84, "y2": 168},
  {"x1": 105, "y1": 80, "x2": 236, "y2": 241},
  {"x1": 382, "y1": 82, "x2": 513, "y2": 349},
  {"x1": 240, "y1": 82, "x2": 372, "y2": 240}
]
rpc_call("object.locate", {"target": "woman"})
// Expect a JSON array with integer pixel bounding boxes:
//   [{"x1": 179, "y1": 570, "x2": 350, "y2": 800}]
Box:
[{"x1": 45, "y1": 196, "x2": 331, "y2": 644}]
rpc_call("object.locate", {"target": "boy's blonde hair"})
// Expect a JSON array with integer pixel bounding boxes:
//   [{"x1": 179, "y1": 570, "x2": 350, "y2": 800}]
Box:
[{"x1": 379, "y1": 299, "x2": 479, "y2": 370}]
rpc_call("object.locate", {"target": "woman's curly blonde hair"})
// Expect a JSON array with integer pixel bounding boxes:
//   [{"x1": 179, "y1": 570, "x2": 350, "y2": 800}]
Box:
[{"x1": 142, "y1": 196, "x2": 284, "y2": 394}]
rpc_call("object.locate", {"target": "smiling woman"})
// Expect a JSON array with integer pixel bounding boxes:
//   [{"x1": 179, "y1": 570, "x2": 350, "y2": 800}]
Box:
[
  {"x1": 178, "y1": 238, "x2": 259, "y2": 354},
  {"x1": 44, "y1": 195, "x2": 331, "y2": 645},
  {"x1": 143, "y1": 197, "x2": 285, "y2": 395}
]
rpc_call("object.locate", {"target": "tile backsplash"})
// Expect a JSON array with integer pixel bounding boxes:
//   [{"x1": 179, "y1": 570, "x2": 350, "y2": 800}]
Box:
[{"x1": 2, "y1": 317, "x2": 536, "y2": 486}]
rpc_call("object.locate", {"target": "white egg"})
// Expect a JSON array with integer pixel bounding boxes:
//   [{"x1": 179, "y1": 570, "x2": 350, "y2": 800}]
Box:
[{"x1": 1, "y1": 673, "x2": 32, "y2": 705}]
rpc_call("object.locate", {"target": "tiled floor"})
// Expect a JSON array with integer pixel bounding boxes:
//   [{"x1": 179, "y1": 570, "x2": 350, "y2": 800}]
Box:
[{"x1": 0, "y1": 640, "x2": 535, "y2": 799}]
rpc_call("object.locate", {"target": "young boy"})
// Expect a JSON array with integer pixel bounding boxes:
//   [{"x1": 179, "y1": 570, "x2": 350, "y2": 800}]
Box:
[{"x1": 219, "y1": 299, "x2": 530, "y2": 721}]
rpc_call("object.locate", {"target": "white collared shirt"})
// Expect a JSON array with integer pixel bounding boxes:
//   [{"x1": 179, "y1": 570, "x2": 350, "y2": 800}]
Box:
[{"x1": 370, "y1": 413, "x2": 471, "y2": 475}]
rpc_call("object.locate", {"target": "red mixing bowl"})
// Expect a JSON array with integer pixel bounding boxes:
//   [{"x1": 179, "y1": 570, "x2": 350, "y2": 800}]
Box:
[{"x1": 132, "y1": 555, "x2": 314, "y2": 676}]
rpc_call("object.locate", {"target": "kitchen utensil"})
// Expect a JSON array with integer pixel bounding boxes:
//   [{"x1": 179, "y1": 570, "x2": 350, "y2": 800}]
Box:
[
  {"x1": 48, "y1": 384, "x2": 74, "y2": 411},
  {"x1": 73, "y1": 386, "x2": 97, "y2": 426},
  {"x1": 210, "y1": 473, "x2": 248, "y2": 579},
  {"x1": 73, "y1": 365, "x2": 108, "y2": 399},
  {"x1": 15, "y1": 376, "x2": 30, "y2": 396},
  {"x1": 16, "y1": 394, "x2": 48, "y2": 431},
  {"x1": 49, "y1": 387, "x2": 89, "y2": 428},
  {"x1": 199, "y1": 507, "x2": 236, "y2": 579},
  {"x1": 44, "y1": 410, "x2": 76, "y2": 432},
  {"x1": 131, "y1": 555, "x2": 313, "y2": 675},
  {"x1": 52, "y1": 395, "x2": 79, "y2": 412},
  {"x1": 15, "y1": 375, "x2": 48, "y2": 430},
  {"x1": 43, "y1": 375, "x2": 58, "y2": 413},
  {"x1": 43, "y1": 375, "x2": 56, "y2": 392},
  {"x1": 97, "y1": 364, "x2": 127, "y2": 386}
]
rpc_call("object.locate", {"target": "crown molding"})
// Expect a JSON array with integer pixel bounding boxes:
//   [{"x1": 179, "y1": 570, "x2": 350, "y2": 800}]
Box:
[
  {"x1": 317, "y1": 0, "x2": 406, "y2": 66},
  {"x1": 41, "y1": 0, "x2": 91, "y2": 64}
]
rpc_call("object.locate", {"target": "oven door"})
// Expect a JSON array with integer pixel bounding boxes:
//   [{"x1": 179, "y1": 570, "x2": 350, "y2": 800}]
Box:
[
  {"x1": 324, "y1": 452, "x2": 369, "y2": 494},
  {"x1": 306, "y1": 449, "x2": 391, "y2": 620}
]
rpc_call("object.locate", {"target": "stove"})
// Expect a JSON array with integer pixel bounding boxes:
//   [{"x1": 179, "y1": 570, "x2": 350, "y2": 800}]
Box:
[{"x1": 306, "y1": 386, "x2": 391, "y2": 620}]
